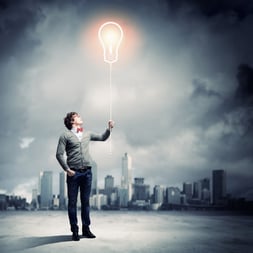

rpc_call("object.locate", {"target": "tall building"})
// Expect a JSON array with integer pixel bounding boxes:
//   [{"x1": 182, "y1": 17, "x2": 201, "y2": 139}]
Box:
[
  {"x1": 201, "y1": 178, "x2": 210, "y2": 203},
  {"x1": 166, "y1": 187, "x2": 181, "y2": 205},
  {"x1": 59, "y1": 171, "x2": 67, "y2": 209},
  {"x1": 121, "y1": 153, "x2": 132, "y2": 203},
  {"x1": 193, "y1": 178, "x2": 210, "y2": 204},
  {"x1": 212, "y1": 170, "x2": 226, "y2": 205},
  {"x1": 105, "y1": 175, "x2": 114, "y2": 189},
  {"x1": 119, "y1": 188, "x2": 128, "y2": 207},
  {"x1": 182, "y1": 182, "x2": 192, "y2": 202},
  {"x1": 104, "y1": 175, "x2": 115, "y2": 205},
  {"x1": 202, "y1": 178, "x2": 210, "y2": 191},
  {"x1": 132, "y1": 177, "x2": 150, "y2": 201},
  {"x1": 0, "y1": 194, "x2": 7, "y2": 210},
  {"x1": 193, "y1": 181, "x2": 201, "y2": 199},
  {"x1": 39, "y1": 171, "x2": 53, "y2": 209},
  {"x1": 31, "y1": 189, "x2": 39, "y2": 210},
  {"x1": 153, "y1": 185, "x2": 165, "y2": 204}
]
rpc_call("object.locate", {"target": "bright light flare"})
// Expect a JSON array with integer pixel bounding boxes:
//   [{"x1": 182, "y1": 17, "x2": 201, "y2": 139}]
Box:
[{"x1": 98, "y1": 21, "x2": 123, "y2": 64}]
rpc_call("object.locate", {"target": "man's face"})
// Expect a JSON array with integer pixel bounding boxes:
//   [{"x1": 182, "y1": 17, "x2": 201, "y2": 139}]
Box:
[{"x1": 72, "y1": 114, "x2": 83, "y2": 126}]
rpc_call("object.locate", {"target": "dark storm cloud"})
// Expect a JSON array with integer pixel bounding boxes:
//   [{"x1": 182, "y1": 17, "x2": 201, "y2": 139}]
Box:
[
  {"x1": 190, "y1": 65, "x2": 253, "y2": 189},
  {"x1": 235, "y1": 64, "x2": 253, "y2": 104},
  {"x1": 224, "y1": 64, "x2": 253, "y2": 137},
  {"x1": 191, "y1": 79, "x2": 222, "y2": 99},
  {"x1": 167, "y1": 0, "x2": 253, "y2": 18},
  {"x1": 222, "y1": 64, "x2": 253, "y2": 162},
  {"x1": 0, "y1": 2, "x2": 41, "y2": 51},
  {"x1": 193, "y1": 63, "x2": 253, "y2": 155},
  {"x1": 0, "y1": 0, "x2": 43, "y2": 124}
]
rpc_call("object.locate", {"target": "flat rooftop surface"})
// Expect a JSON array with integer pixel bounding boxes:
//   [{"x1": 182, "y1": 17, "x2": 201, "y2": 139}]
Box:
[{"x1": 0, "y1": 211, "x2": 252, "y2": 253}]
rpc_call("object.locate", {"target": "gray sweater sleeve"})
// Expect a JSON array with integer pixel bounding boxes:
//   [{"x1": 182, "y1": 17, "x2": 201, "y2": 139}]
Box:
[
  {"x1": 56, "y1": 133, "x2": 69, "y2": 171},
  {"x1": 90, "y1": 129, "x2": 111, "y2": 141}
]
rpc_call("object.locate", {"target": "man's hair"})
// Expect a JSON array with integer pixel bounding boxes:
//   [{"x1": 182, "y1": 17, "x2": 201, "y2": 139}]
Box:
[{"x1": 64, "y1": 112, "x2": 78, "y2": 130}]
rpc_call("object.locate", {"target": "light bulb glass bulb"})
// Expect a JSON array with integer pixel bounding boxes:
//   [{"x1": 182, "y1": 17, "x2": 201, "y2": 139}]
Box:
[{"x1": 98, "y1": 21, "x2": 123, "y2": 64}]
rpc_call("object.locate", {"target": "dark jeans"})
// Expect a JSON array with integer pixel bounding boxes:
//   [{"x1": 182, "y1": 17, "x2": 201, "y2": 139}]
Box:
[{"x1": 67, "y1": 170, "x2": 92, "y2": 232}]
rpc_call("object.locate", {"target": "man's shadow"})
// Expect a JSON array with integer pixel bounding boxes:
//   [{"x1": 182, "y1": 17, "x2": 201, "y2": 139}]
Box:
[{"x1": 1, "y1": 235, "x2": 73, "y2": 252}]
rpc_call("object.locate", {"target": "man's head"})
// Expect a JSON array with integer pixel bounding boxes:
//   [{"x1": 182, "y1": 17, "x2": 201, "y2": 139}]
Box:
[{"x1": 64, "y1": 112, "x2": 83, "y2": 130}]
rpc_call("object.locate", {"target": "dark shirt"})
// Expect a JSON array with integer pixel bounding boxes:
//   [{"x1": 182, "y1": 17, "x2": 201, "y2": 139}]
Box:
[{"x1": 56, "y1": 129, "x2": 110, "y2": 171}]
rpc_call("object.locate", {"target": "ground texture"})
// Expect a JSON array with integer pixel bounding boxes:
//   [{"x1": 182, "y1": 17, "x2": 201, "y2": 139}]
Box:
[{"x1": 0, "y1": 211, "x2": 252, "y2": 253}]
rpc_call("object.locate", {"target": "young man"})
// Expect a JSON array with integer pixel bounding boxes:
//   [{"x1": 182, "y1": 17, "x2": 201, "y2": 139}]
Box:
[{"x1": 56, "y1": 112, "x2": 114, "y2": 241}]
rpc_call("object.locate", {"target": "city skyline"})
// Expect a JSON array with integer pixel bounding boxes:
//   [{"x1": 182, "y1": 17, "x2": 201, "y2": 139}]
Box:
[
  {"x1": 2, "y1": 153, "x2": 250, "y2": 211},
  {"x1": 0, "y1": 151, "x2": 246, "y2": 203},
  {"x1": 26, "y1": 153, "x2": 228, "y2": 210},
  {"x1": 33, "y1": 153, "x2": 227, "y2": 208},
  {"x1": 1, "y1": 165, "x2": 233, "y2": 211},
  {"x1": 1, "y1": 1, "x2": 253, "y2": 202}
]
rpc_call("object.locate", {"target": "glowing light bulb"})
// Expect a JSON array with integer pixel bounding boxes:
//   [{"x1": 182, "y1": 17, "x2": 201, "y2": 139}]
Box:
[{"x1": 98, "y1": 21, "x2": 123, "y2": 64}]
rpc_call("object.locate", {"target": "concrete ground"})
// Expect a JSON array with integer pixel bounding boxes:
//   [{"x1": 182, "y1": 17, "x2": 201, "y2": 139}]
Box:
[{"x1": 0, "y1": 210, "x2": 252, "y2": 253}]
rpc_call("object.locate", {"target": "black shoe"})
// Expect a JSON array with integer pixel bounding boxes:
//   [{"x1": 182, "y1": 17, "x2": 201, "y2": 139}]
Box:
[
  {"x1": 72, "y1": 231, "x2": 80, "y2": 241},
  {"x1": 82, "y1": 226, "x2": 96, "y2": 238}
]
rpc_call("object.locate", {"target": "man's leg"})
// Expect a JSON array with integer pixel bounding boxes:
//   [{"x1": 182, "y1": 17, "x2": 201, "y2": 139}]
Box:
[
  {"x1": 80, "y1": 170, "x2": 95, "y2": 238},
  {"x1": 67, "y1": 174, "x2": 80, "y2": 240}
]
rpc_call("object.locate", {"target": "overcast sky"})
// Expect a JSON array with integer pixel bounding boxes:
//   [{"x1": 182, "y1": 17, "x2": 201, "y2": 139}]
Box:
[{"x1": 1, "y1": 0, "x2": 253, "y2": 201}]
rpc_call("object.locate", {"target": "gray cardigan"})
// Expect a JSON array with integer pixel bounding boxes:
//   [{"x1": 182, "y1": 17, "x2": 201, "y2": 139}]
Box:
[{"x1": 56, "y1": 129, "x2": 110, "y2": 171}]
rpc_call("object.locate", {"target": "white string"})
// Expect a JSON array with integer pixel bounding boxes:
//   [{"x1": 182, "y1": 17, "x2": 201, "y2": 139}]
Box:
[{"x1": 109, "y1": 62, "x2": 112, "y2": 154}]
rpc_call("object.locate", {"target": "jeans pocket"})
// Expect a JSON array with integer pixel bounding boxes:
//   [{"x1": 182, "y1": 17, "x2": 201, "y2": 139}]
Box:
[{"x1": 67, "y1": 172, "x2": 78, "y2": 182}]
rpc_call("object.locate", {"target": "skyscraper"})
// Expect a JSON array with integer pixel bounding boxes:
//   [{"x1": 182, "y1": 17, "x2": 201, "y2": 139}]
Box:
[
  {"x1": 201, "y1": 178, "x2": 210, "y2": 203},
  {"x1": 212, "y1": 169, "x2": 226, "y2": 205},
  {"x1": 121, "y1": 153, "x2": 132, "y2": 203},
  {"x1": 193, "y1": 178, "x2": 210, "y2": 204},
  {"x1": 166, "y1": 187, "x2": 181, "y2": 205},
  {"x1": 104, "y1": 175, "x2": 114, "y2": 205},
  {"x1": 182, "y1": 182, "x2": 192, "y2": 202},
  {"x1": 105, "y1": 175, "x2": 114, "y2": 190},
  {"x1": 59, "y1": 171, "x2": 67, "y2": 209},
  {"x1": 39, "y1": 171, "x2": 53, "y2": 209},
  {"x1": 132, "y1": 177, "x2": 150, "y2": 201},
  {"x1": 31, "y1": 189, "x2": 38, "y2": 210},
  {"x1": 193, "y1": 181, "x2": 201, "y2": 199},
  {"x1": 153, "y1": 185, "x2": 165, "y2": 204}
]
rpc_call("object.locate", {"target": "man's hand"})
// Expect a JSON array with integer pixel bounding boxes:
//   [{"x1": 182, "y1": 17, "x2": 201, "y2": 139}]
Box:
[
  {"x1": 66, "y1": 168, "x2": 75, "y2": 177},
  {"x1": 108, "y1": 120, "x2": 114, "y2": 130}
]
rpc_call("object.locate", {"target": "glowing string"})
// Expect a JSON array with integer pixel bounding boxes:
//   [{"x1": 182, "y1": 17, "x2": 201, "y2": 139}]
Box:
[
  {"x1": 109, "y1": 62, "x2": 112, "y2": 154},
  {"x1": 109, "y1": 62, "x2": 112, "y2": 121}
]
